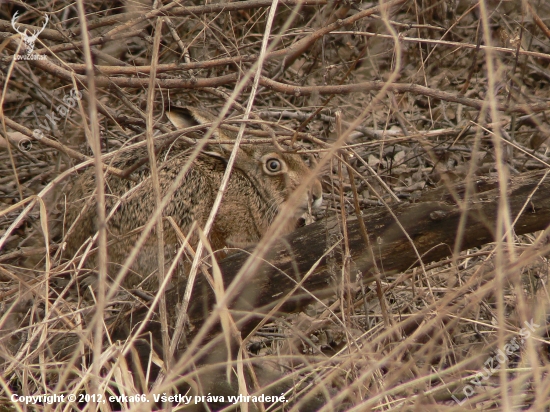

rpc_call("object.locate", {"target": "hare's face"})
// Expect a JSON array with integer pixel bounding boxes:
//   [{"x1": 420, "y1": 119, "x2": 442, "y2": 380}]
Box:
[
  {"x1": 237, "y1": 146, "x2": 323, "y2": 221},
  {"x1": 168, "y1": 106, "x2": 322, "y2": 234}
]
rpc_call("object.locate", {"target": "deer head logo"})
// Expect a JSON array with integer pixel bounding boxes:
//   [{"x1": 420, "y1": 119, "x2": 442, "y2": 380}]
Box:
[{"x1": 11, "y1": 11, "x2": 49, "y2": 55}]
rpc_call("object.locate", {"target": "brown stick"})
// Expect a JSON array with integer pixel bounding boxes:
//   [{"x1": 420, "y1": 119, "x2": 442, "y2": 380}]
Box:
[
  {"x1": 259, "y1": 77, "x2": 550, "y2": 114},
  {"x1": 3, "y1": 117, "x2": 129, "y2": 179},
  {"x1": 13, "y1": 55, "x2": 549, "y2": 115},
  {"x1": 526, "y1": 1, "x2": 550, "y2": 40},
  {"x1": 0, "y1": 0, "x2": 327, "y2": 40}
]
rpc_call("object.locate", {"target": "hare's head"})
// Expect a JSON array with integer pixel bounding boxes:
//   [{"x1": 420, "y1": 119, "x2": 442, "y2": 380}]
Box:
[{"x1": 167, "y1": 107, "x2": 323, "y2": 238}]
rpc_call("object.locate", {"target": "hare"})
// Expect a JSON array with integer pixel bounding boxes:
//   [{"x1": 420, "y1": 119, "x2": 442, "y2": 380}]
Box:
[{"x1": 63, "y1": 106, "x2": 323, "y2": 290}]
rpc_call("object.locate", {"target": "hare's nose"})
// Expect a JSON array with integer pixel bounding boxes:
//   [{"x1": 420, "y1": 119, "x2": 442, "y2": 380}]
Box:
[{"x1": 310, "y1": 179, "x2": 323, "y2": 209}]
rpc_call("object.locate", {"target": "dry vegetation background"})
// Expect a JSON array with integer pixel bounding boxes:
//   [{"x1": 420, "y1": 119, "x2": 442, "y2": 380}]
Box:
[{"x1": 1, "y1": 0, "x2": 550, "y2": 410}]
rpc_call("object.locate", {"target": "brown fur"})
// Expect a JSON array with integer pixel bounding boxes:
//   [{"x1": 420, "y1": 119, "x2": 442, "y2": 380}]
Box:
[{"x1": 63, "y1": 107, "x2": 322, "y2": 290}]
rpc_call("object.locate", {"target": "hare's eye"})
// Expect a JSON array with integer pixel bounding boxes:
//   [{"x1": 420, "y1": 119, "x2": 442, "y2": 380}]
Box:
[{"x1": 265, "y1": 158, "x2": 282, "y2": 173}]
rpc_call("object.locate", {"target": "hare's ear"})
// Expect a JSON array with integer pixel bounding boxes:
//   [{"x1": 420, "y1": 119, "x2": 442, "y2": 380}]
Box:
[
  {"x1": 167, "y1": 106, "x2": 236, "y2": 160},
  {"x1": 167, "y1": 106, "x2": 216, "y2": 127},
  {"x1": 166, "y1": 107, "x2": 199, "y2": 129},
  {"x1": 167, "y1": 106, "x2": 229, "y2": 140}
]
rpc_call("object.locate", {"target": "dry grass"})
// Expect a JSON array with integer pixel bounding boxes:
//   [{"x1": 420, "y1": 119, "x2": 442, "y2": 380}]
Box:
[{"x1": 1, "y1": 0, "x2": 550, "y2": 411}]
